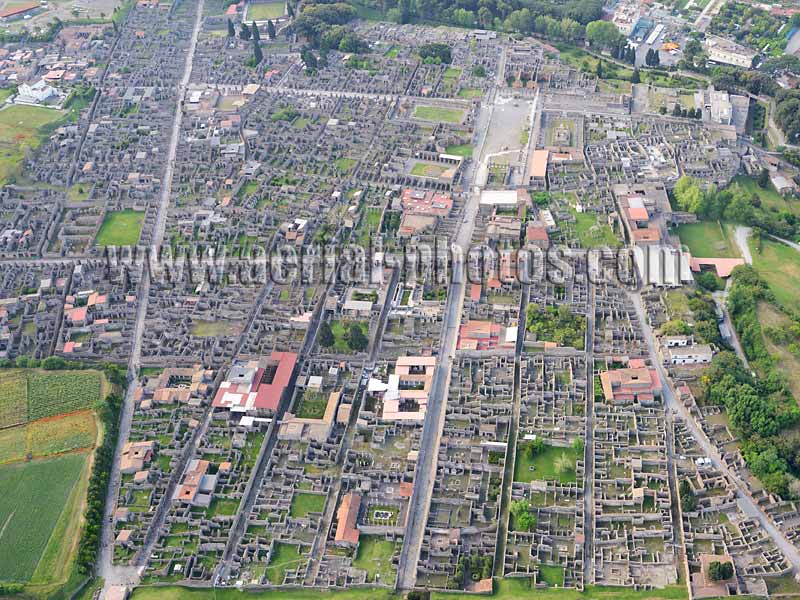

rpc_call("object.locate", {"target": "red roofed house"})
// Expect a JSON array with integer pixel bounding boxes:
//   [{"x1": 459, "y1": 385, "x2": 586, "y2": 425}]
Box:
[
  {"x1": 334, "y1": 492, "x2": 361, "y2": 546},
  {"x1": 174, "y1": 459, "x2": 218, "y2": 507},
  {"x1": 457, "y1": 319, "x2": 517, "y2": 351},
  {"x1": 599, "y1": 359, "x2": 661, "y2": 405},
  {"x1": 212, "y1": 351, "x2": 298, "y2": 414}
]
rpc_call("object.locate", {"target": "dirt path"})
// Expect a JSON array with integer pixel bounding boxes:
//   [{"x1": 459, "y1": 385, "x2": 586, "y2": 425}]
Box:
[{"x1": 734, "y1": 225, "x2": 753, "y2": 265}]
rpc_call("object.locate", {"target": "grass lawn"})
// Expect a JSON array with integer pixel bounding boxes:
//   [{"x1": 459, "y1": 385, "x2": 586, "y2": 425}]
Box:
[
  {"x1": 0, "y1": 104, "x2": 65, "y2": 184},
  {"x1": 514, "y1": 443, "x2": 580, "y2": 484},
  {"x1": 334, "y1": 157, "x2": 358, "y2": 172},
  {"x1": 327, "y1": 320, "x2": 368, "y2": 354},
  {"x1": 663, "y1": 290, "x2": 691, "y2": 320},
  {"x1": 412, "y1": 105, "x2": 465, "y2": 123},
  {"x1": 458, "y1": 87, "x2": 484, "y2": 98},
  {"x1": 130, "y1": 580, "x2": 687, "y2": 600},
  {"x1": 246, "y1": 1, "x2": 285, "y2": 20},
  {"x1": 0, "y1": 453, "x2": 87, "y2": 581},
  {"x1": 207, "y1": 497, "x2": 240, "y2": 517},
  {"x1": 411, "y1": 162, "x2": 447, "y2": 177},
  {"x1": 571, "y1": 209, "x2": 620, "y2": 248},
  {"x1": 352, "y1": 536, "x2": 398, "y2": 584},
  {"x1": 289, "y1": 492, "x2": 326, "y2": 518},
  {"x1": 537, "y1": 564, "x2": 564, "y2": 587},
  {"x1": 676, "y1": 221, "x2": 739, "y2": 258},
  {"x1": 294, "y1": 389, "x2": 329, "y2": 419},
  {"x1": 445, "y1": 143, "x2": 473, "y2": 157},
  {"x1": 94, "y1": 209, "x2": 145, "y2": 246},
  {"x1": 749, "y1": 235, "x2": 800, "y2": 312},
  {"x1": 731, "y1": 174, "x2": 800, "y2": 216},
  {"x1": 265, "y1": 542, "x2": 304, "y2": 585},
  {"x1": 191, "y1": 319, "x2": 242, "y2": 338}
]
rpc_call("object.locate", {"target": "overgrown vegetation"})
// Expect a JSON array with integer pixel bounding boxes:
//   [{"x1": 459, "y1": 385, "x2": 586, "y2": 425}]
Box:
[
  {"x1": 526, "y1": 304, "x2": 586, "y2": 349},
  {"x1": 707, "y1": 266, "x2": 800, "y2": 497}
]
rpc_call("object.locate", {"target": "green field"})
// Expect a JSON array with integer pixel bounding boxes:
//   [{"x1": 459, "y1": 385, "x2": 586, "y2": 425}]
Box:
[
  {"x1": 444, "y1": 143, "x2": 473, "y2": 157},
  {"x1": 514, "y1": 443, "x2": 580, "y2": 484},
  {"x1": 412, "y1": 105, "x2": 465, "y2": 123},
  {"x1": 265, "y1": 542, "x2": 304, "y2": 584},
  {"x1": 327, "y1": 320, "x2": 368, "y2": 353},
  {"x1": 749, "y1": 235, "x2": 800, "y2": 312},
  {"x1": 294, "y1": 389, "x2": 328, "y2": 419},
  {"x1": 0, "y1": 104, "x2": 65, "y2": 184},
  {"x1": 246, "y1": 1, "x2": 285, "y2": 20},
  {"x1": 731, "y1": 175, "x2": 800, "y2": 216},
  {"x1": 458, "y1": 87, "x2": 484, "y2": 98},
  {"x1": 289, "y1": 492, "x2": 326, "y2": 517},
  {"x1": 129, "y1": 580, "x2": 688, "y2": 600},
  {"x1": 677, "y1": 221, "x2": 739, "y2": 258},
  {"x1": 537, "y1": 564, "x2": 564, "y2": 587},
  {"x1": 207, "y1": 497, "x2": 240, "y2": 517},
  {"x1": 95, "y1": 209, "x2": 145, "y2": 246},
  {"x1": 571, "y1": 208, "x2": 620, "y2": 248},
  {"x1": 352, "y1": 536, "x2": 398, "y2": 584},
  {"x1": 411, "y1": 162, "x2": 447, "y2": 177},
  {"x1": 334, "y1": 157, "x2": 358, "y2": 172},
  {"x1": 0, "y1": 453, "x2": 87, "y2": 581}
]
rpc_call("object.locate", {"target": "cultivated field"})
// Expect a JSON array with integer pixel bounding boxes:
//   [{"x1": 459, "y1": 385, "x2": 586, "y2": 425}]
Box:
[
  {"x1": 0, "y1": 370, "x2": 27, "y2": 428},
  {"x1": 0, "y1": 368, "x2": 104, "y2": 424},
  {"x1": 0, "y1": 410, "x2": 97, "y2": 464},
  {"x1": 0, "y1": 453, "x2": 87, "y2": 581},
  {"x1": 27, "y1": 369, "x2": 103, "y2": 421}
]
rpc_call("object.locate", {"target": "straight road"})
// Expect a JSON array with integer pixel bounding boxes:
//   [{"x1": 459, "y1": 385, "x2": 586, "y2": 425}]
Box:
[
  {"x1": 98, "y1": 0, "x2": 205, "y2": 596},
  {"x1": 396, "y1": 48, "x2": 507, "y2": 590}
]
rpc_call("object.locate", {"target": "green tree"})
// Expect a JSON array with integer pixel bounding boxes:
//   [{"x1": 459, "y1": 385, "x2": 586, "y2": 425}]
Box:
[
  {"x1": 674, "y1": 175, "x2": 705, "y2": 214},
  {"x1": 708, "y1": 561, "x2": 733, "y2": 581},
  {"x1": 585, "y1": 20, "x2": 621, "y2": 49},
  {"x1": 525, "y1": 437, "x2": 545, "y2": 458},
  {"x1": 267, "y1": 19, "x2": 276, "y2": 40},
  {"x1": 318, "y1": 321, "x2": 334, "y2": 347},
  {"x1": 758, "y1": 167, "x2": 770, "y2": 189},
  {"x1": 554, "y1": 452, "x2": 574, "y2": 475},
  {"x1": 253, "y1": 37, "x2": 263, "y2": 65},
  {"x1": 251, "y1": 21, "x2": 260, "y2": 42},
  {"x1": 680, "y1": 480, "x2": 697, "y2": 512},
  {"x1": 631, "y1": 68, "x2": 640, "y2": 84},
  {"x1": 239, "y1": 22, "x2": 251, "y2": 40},
  {"x1": 227, "y1": 18, "x2": 236, "y2": 37},
  {"x1": 347, "y1": 323, "x2": 368, "y2": 351},
  {"x1": 661, "y1": 319, "x2": 691, "y2": 336}
]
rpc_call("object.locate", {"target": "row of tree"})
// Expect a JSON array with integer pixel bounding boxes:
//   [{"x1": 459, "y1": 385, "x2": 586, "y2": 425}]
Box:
[{"x1": 374, "y1": 0, "x2": 603, "y2": 30}]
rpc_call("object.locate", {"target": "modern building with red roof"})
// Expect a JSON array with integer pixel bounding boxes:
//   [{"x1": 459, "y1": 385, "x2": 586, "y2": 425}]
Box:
[{"x1": 212, "y1": 351, "x2": 298, "y2": 413}]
